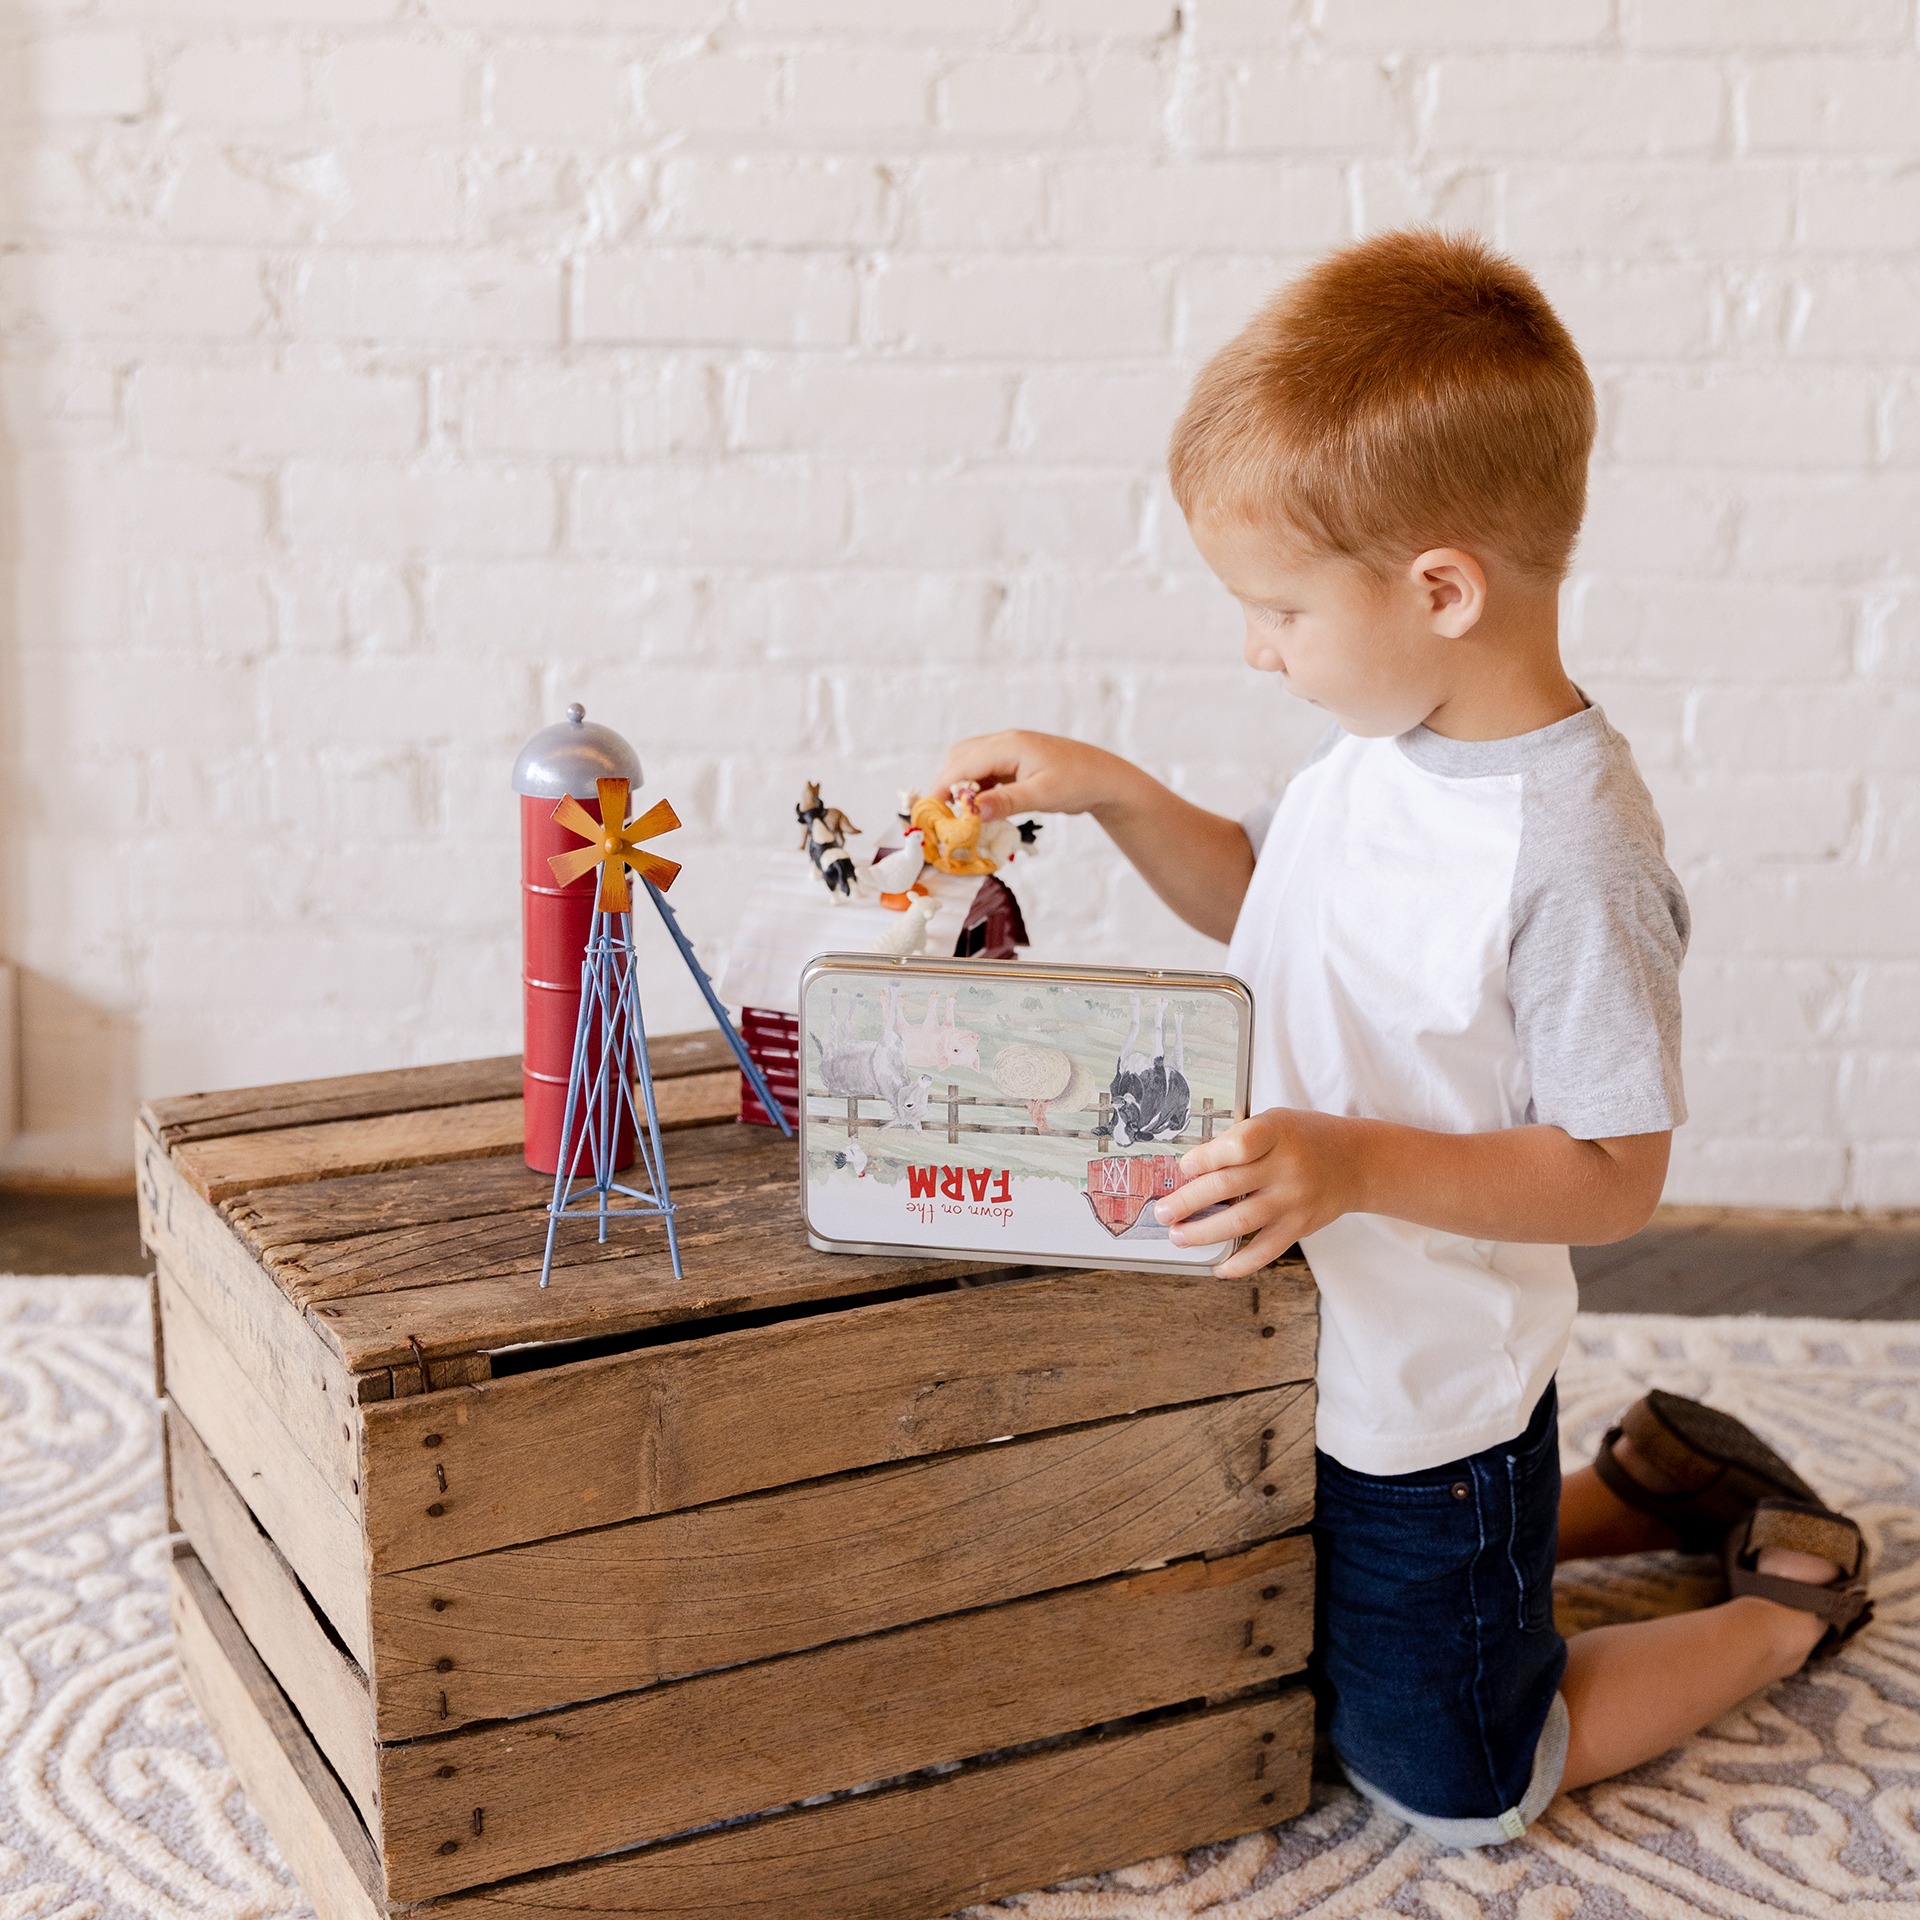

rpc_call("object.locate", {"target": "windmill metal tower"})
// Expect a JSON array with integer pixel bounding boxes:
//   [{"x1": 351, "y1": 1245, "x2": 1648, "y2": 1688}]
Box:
[{"x1": 536, "y1": 769, "x2": 791, "y2": 1289}]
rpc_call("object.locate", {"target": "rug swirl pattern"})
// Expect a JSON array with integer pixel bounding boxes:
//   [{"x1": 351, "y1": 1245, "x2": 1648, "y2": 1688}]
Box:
[{"x1": 3, "y1": 1278, "x2": 1917, "y2": 1919}]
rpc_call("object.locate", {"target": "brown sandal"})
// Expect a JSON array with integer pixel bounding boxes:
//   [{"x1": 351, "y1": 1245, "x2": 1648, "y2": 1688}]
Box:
[
  {"x1": 1593, "y1": 1389, "x2": 1822, "y2": 1553},
  {"x1": 1724, "y1": 1498, "x2": 1873, "y2": 1655}
]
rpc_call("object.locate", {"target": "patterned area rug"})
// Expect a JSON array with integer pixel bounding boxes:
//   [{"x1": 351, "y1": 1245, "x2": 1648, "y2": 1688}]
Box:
[{"x1": 3, "y1": 1279, "x2": 1918, "y2": 1920}]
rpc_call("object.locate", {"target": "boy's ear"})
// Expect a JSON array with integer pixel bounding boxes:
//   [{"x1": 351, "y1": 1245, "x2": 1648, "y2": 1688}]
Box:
[{"x1": 1407, "y1": 548, "x2": 1487, "y2": 638}]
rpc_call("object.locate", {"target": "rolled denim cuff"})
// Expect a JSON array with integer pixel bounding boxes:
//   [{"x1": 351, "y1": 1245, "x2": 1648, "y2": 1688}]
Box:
[{"x1": 1344, "y1": 1690, "x2": 1569, "y2": 1850}]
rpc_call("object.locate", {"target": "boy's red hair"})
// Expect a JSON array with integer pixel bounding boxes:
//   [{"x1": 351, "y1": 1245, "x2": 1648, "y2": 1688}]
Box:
[{"x1": 1169, "y1": 229, "x2": 1595, "y2": 586}]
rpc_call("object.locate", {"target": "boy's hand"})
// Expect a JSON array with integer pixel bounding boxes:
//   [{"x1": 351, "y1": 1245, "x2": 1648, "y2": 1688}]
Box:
[
  {"x1": 928, "y1": 730, "x2": 1133, "y2": 822},
  {"x1": 1158, "y1": 1108, "x2": 1358, "y2": 1279}
]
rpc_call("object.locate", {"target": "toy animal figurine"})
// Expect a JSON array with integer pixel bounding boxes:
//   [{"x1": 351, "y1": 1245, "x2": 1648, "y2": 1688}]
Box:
[
  {"x1": 1016, "y1": 819, "x2": 1044, "y2": 848},
  {"x1": 910, "y1": 782, "x2": 996, "y2": 877},
  {"x1": 899, "y1": 993, "x2": 981, "y2": 1071},
  {"x1": 807, "y1": 833, "x2": 859, "y2": 900},
  {"x1": 869, "y1": 828, "x2": 928, "y2": 908},
  {"x1": 796, "y1": 780, "x2": 859, "y2": 851},
  {"x1": 978, "y1": 815, "x2": 1020, "y2": 865},
  {"x1": 1105, "y1": 994, "x2": 1191, "y2": 1146},
  {"x1": 871, "y1": 895, "x2": 937, "y2": 955}
]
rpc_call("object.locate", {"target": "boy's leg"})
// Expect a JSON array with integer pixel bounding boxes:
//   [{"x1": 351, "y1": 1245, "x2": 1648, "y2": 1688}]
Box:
[
  {"x1": 1561, "y1": 1391, "x2": 1828, "y2": 1563},
  {"x1": 1316, "y1": 1386, "x2": 1569, "y2": 1845},
  {"x1": 1558, "y1": 1434, "x2": 1682, "y2": 1561},
  {"x1": 1558, "y1": 1544, "x2": 1839, "y2": 1791}
]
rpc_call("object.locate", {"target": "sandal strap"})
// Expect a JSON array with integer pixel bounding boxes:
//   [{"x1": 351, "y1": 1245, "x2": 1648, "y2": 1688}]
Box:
[
  {"x1": 1725, "y1": 1501, "x2": 1875, "y2": 1652},
  {"x1": 1593, "y1": 1421, "x2": 1724, "y2": 1548},
  {"x1": 1746, "y1": 1502, "x2": 1865, "y2": 1580},
  {"x1": 1622, "y1": 1396, "x2": 1724, "y2": 1494},
  {"x1": 1727, "y1": 1564, "x2": 1873, "y2": 1633},
  {"x1": 1594, "y1": 1423, "x2": 1690, "y2": 1517}
]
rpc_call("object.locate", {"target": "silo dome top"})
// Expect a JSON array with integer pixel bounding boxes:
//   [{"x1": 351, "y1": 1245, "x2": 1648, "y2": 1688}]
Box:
[{"x1": 510, "y1": 704, "x2": 643, "y2": 800}]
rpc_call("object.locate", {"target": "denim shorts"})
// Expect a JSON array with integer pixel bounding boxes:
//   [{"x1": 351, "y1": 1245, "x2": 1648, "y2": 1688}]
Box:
[{"x1": 1314, "y1": 1382, "x2": 1569, "y2": 1847}]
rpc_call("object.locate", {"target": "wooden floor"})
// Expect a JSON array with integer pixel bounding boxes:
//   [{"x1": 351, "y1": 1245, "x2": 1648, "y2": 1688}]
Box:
[
  {"x1": 1570, "y1": 1206, "x2": 1920, "y2": 1321},
  {"x1": 3, "y1": 1192, "x2": 1919, "y2": 1318},
  {"x1": 1, "y1": 1192, "x2": 151, "y2": 1276}
]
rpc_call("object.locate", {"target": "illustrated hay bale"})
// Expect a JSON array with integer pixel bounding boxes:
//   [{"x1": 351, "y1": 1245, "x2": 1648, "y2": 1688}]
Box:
[{"x1": 992, "y1": 1044, "x2": 1074, "y2": 1102}]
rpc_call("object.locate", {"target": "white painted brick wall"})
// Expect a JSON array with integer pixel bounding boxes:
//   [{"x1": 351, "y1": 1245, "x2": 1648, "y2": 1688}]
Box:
[{"x1": 0, "y1": 1, "x2": 1914, "y2": 1209}]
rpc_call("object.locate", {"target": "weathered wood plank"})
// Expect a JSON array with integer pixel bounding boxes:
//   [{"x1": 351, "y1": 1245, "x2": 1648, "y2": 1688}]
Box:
[
  {"x1": 387, "y1": 1352, "x2": 493, "y2": 1398},
  {"x1": 221, "y1": 1118, "x2": 781, "y2": 1254},
  {"x1": 380, "y1": 1536, "x2": 1312, "y2": 1902},
  {"x1": 274, "y1": 1170, "x2": 800, "y2": 1303},
  {"x1": 145, "y1": 1056, "x2": 524, "y2": 1148},
  {"x1": 142, "y1": 1031, "x2": 737, "y2": 1147},
  {"x1": 430, "y1": 1689, "x2": 1311, "y2": 1920},
  {"x1": 371, "y1": 1382, "x2": 1313, "y2": 1737},
  {"x1": 169, "y1": 1550, "x2": 384, "y2": 1920},
  {"x1": 361, "y1": 1261, "x2": 1315, "y2": 1573},
  {"x1": 139, "y1": 1127, "x2": 364, "y2": 1507},
  {"x1": 303, "y1": 1229, "x2": 1014, "y2": 1375},
  {"x1": 158, "y1": 1266, "x2": 372, "y2": 1668},
  {"x1": 167, "y1": 1409, "x2": 380, "y2": 1833},
  {"x1": 172, "y1": 1100, "x2": 528, "y2": 1205},
  {"x1": 172, "y1": 1073, "x2": 745, "y2": 1208}
]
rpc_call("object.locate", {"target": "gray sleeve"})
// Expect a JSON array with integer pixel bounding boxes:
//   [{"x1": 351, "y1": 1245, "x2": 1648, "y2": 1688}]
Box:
[{"x1": 1510, "y1": 741, "x2": 1690, "y2": 1140}]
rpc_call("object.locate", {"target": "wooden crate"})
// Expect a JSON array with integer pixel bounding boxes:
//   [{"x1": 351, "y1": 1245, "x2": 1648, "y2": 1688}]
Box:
[{"x1": 142, "y1": 1036, "x2": 1319, "y2": 1920}]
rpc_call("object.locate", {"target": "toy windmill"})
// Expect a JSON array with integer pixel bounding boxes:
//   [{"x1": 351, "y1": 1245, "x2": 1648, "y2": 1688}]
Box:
[{"x1": 536, "y1": 764, "x2": 792, "y2": 1290}]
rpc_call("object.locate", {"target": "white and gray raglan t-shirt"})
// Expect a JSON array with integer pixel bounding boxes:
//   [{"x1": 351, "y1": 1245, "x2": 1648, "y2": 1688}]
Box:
[{"x1": 1229, "y1": 704, "x2": 1688, "y2": 1477}]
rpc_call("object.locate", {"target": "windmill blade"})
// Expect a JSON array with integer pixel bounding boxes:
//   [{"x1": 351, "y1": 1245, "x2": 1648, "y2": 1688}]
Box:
[
  {"x1": 627, "y1": 797, "x2": 681, "y2": 842},
  {"x1": 547, "y1": 843, "x2": 606, "y2": 887},
  {"x1": 551, "y1": 794, "x2": 602, "y2": 843},
  {"x1": 596, "y1": 776, "x2": 632, "y2": 827},
  {"x1": 597, "y1": 860, "x2": 632, "y2": 915},
  {"x1": 627, "y1": 850, "x2": 682, "y2": 893}
]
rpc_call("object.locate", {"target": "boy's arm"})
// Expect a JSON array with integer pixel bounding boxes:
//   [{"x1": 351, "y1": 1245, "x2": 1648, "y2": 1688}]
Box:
[
  {"x1": 930, "y1": 730, "x2": 1255, "y2": 943},
  {"x1": 1159, "y1": 1111, "x2": 1670, "y2": 1280}
]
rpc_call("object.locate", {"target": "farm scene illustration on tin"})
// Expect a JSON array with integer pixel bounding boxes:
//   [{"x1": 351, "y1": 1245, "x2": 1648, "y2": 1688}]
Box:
[{"x1": 801, "y1": 968, "x2": 1249, "y2": 1266}]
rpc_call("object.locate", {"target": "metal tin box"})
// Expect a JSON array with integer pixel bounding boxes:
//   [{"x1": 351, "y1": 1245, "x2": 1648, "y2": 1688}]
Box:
[{"x1": 800, "y1": 954, "x2": 1255, "y2": 1274}]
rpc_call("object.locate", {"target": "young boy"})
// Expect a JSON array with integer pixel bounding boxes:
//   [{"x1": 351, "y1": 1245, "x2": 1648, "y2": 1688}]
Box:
[{"x1": 931, "y1": 229, "x2": 1871, "y2": 1846}]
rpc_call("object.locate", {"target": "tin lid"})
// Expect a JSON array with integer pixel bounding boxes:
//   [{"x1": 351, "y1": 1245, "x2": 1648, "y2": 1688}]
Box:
[{"x1": 510, "y1": 704, "x2": 643, "y2": 799}]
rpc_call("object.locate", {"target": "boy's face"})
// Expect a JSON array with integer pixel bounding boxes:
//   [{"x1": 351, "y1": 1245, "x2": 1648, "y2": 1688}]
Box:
[{"x1": 1189, "y1": 514, "x2": 1468, "y2": 738}]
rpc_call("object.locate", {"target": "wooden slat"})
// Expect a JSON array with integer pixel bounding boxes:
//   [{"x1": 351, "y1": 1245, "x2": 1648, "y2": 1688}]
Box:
[
  {"x1": 360, "y1": 1263, "x2": 1317, "y2": 1572},
  {"x1": 171, "y1": 1076, "x2": 746, "y2": 1207},
  {"x1": 222, "y1": 1119, "x2": 780, "y2": 1254},
  {"x1": 172, "y1": 1100, "x2": 528, "y2": 1205},
  {"x1": 158, "y1": 1265, "x2": 372, "y2": 1668},
  {"x1": 380, "y1": 1536, "x2": 1312, "y2": 1902},
  {"x1": 146, "y1": 1056, "x2": 523, "y2": 1148},
  {"x1": 430, "y1": 1689, "x2": 1311, "y2": 1920},
  {"x1": 167, "y1": 1408, "x2": 380, "y2": 1833},
  {"x1": 211, "y1": 1121, "x2": 1022, "y2": 1370},
  {"x1": 139, "y1": 1127, "x2": 364, "y2": 1509},
  {"x1": 142, "y1": 1031, "x2": 736, "y2": 1147},
  {"x1": 387, "y1": 1352, "x2": 493, "y2": 1398},
  {"x1": 370, "y1": 1382, "x2": 1314, "y2": 1737},
  {"x1": 273, "y1": 1166, "x2": 807, "y2": 1303},
  {"x1": 169, "y1": 1550, "x2": 384, "y2": 1920},
  {"x1": 300, "y1": 1222, "x2": 1003, "y2": 1375}
]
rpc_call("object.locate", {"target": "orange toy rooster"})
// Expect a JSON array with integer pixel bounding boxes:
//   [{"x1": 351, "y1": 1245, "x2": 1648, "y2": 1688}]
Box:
[{"x1": 909, "y1": 781, "x2": 999, "y2": 877}]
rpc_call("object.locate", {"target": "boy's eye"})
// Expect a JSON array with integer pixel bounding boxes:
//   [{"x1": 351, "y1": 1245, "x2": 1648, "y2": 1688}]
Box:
[{"x1": 1252, "y1": 605, "x2": 1295, "y2": 627}]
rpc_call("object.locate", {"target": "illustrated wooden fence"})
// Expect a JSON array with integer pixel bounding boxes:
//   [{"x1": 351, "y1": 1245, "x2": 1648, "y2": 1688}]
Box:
[{"x1": 806, "y1": 1086, "x2": 1239, "y2": 1147}]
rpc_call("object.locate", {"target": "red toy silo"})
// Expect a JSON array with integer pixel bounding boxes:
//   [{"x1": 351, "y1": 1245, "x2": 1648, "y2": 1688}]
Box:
[{"x1": 511, "y1": 705, "x2": 643, "y2": 1175}]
